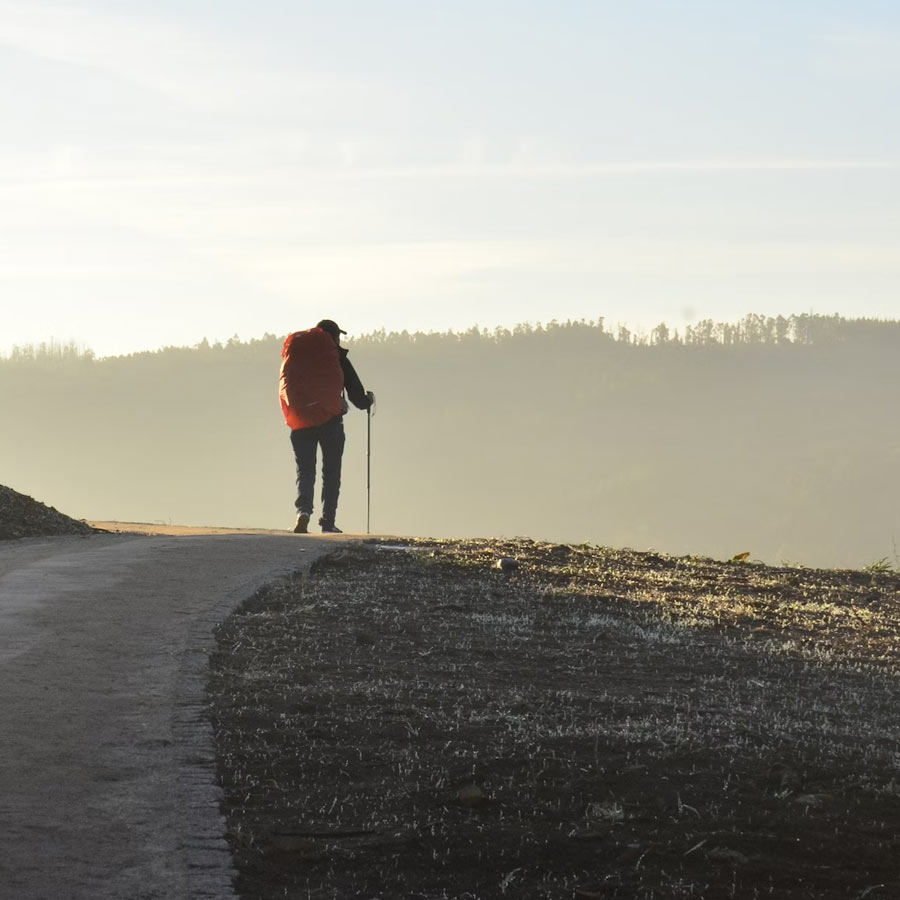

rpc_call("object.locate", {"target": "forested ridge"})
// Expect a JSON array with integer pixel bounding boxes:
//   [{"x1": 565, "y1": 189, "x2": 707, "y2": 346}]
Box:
[{"x1": 2, "y1": 313, "x2": 898, "y2": 568}]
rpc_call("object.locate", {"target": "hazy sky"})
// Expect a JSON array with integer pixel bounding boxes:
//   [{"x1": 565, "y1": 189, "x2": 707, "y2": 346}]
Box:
[{"x1": 2, "y1": 0, "x2": 899, "y2": 357}]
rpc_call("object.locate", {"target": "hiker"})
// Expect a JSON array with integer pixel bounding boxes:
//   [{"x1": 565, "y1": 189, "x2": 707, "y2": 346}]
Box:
[{"x1": 279, "y1": 319, "x2": 374, "y2": 534}]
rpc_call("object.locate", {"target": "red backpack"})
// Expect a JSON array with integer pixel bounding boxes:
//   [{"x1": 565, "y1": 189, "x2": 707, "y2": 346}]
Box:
[{"x1": 279, "y1": 328, "x2": 344, "y2": 429}]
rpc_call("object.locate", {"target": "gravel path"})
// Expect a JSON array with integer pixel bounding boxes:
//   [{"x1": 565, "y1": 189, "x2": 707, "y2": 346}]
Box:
[{"x1": 0, "y1": 532, "x2": 348, "y2": 900}]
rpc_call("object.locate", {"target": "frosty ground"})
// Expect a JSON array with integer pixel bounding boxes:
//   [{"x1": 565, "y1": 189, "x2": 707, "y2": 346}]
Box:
[{"x1": 208, "y1": 538, "x2": 900, "y2": 900}]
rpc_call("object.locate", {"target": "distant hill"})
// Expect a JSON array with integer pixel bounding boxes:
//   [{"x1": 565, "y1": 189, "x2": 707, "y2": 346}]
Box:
[{"x1": 1, "y1": 313, "x2": 898, "y2": 568}]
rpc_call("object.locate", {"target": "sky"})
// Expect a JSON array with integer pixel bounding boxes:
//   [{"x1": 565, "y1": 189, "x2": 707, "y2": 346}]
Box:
[{"x1": 1, "y1": 0, "x2": 899, "y2": 357}]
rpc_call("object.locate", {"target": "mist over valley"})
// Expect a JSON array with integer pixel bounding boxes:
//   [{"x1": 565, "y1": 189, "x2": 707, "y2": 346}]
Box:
[{"x1": 2, "y1": 314, "x2": 897, "y2": 570}]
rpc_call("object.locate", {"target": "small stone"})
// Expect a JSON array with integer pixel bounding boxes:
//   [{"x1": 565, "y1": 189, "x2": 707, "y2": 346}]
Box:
[
  {"x1": 263, "y1": 835, "x2": 327, "y2": 863},
  {"x1": 456, "y1": 784, "x2": 487, "y2": 806},
  {"x1": 765, "y1": 762, "x2": 800, "y2": 790}
]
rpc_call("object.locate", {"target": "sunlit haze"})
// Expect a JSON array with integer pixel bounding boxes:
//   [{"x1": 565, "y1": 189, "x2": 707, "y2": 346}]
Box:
[{"x1": 2, "y1": 1, "x2": 899, "y2": 357}]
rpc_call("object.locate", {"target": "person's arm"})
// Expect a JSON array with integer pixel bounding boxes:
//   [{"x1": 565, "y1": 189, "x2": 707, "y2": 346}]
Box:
[{"x1": 340, "y1": 354, "x2": 373, "y2": 410}]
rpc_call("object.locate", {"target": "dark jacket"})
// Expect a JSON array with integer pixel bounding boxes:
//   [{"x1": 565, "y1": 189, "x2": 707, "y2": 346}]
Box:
[{"x1": 339, "y1": 348, "x2": 373, "y2": 411}]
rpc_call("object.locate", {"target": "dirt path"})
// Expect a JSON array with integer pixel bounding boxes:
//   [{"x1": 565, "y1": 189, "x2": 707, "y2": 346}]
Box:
[{"x1": 0, "y1": 531, "x2": 352, "y2": 900}]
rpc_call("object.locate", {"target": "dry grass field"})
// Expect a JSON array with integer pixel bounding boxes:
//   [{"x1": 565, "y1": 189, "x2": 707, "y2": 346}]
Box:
[{"x1": 208, "y1": 538, "x2": 900, "y2": 899}]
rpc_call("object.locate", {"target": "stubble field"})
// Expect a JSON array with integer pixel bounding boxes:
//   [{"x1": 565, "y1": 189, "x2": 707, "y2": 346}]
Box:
[{"x1": 208, "y1": 538, "x2": 900, "y2": 899}]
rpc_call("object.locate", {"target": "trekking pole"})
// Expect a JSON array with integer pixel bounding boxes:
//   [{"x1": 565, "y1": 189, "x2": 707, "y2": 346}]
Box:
[{"x1": 365, "y1": 391, "x2": 376, "y2": 534}]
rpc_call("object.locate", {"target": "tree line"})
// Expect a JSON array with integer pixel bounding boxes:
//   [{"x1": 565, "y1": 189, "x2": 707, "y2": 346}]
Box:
[
  {"x1": 1, "y1": 313, "x2": 898, "y2": 570},
  {"x1": 5, "y1": 313, "x2": 900, "y2": 365}
]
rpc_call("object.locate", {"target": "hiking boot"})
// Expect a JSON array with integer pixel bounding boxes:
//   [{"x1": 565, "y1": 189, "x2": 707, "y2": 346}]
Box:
[
  {"x1": 319, "y1": 520, "x2": 343, "y2": 534},
  {"x1": 293, "y1": 513, "x2": 310, "y2": 534}
]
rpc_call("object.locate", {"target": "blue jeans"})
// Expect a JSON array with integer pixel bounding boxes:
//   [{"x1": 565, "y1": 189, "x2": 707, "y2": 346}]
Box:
[{"x1": 290, "y1": 416, "x2": 345, "y2": 526}]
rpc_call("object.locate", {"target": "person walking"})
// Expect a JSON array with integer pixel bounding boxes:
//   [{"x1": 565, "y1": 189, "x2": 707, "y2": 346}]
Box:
[{"x1": 279, "y1": 319, "x2": 374, "y2": 534}]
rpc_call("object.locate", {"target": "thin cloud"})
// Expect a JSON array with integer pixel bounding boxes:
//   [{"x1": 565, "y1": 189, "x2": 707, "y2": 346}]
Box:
[
  {"x1": 815, "y1": 26, "x2": 900, "y2": 75},
  {"x1": 328, "y1": 158, "x2": 900, "y2": 180},
  {"x1": 3, "y1": 154, "x2": 897, "y2": 193},
  {"x1": 0, "y1": 1, "x2": 381, "y2": 116}
]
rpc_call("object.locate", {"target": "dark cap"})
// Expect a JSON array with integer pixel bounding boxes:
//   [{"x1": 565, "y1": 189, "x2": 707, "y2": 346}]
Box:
[{"x1": 316, "y1": 319, "x2": 347, "y2": 339}]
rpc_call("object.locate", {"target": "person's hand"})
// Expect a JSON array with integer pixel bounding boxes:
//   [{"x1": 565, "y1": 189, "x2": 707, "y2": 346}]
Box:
[{"x1": 366, "y1": 390, "x2": 376, "y2": 408}]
